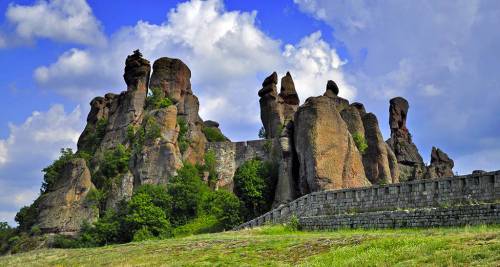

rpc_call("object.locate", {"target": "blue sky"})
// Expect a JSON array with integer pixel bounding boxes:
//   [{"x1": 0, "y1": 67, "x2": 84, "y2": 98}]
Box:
[{"x1": 0, "y1": 0, "x2": 499, "y2": 225}]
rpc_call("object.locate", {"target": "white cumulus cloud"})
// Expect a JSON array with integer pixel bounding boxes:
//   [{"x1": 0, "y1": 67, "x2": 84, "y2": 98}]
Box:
[
  {"x1": 283, "y1": 31, "x2": 355, "y2": 100},
  {"x1": 6, "y1": 0, "x2": 106, "y2": 46},
  {"x1": 0, "y1": 105, "x2": 83, "y2": 225},
  {"x1": 294, "y1": 0, "x2": 500, "y2": 171},
  {"x1": 33, "y1": 0, "x2": 354, "y2": 141}
]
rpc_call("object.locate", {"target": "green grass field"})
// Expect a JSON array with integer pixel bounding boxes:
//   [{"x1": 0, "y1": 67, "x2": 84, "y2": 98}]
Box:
[{"x1": 1, "y1": 225, "x2": 499, "y2": 266}]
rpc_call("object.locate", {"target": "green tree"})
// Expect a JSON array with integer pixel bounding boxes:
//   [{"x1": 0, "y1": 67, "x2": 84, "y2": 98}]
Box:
[
  {"x1": 146, "y1": 88, "x2": 173, "y2": 109},
  {"x1": 202, "y1": 190, "x2": 242, "y2": 230},
  {"x1": 234, "y1": 159, "x2": 277, "y2": 220},
  {"x1": 168, "y1": 164, "x2": 206, "y2": 226},
  {"x1": 41, "y1": 148, "x2": 76, "y2": 193},
  {"x1": 124, "y1": 193, "x2": 171, "y2": 240},
  {"x1": 100, "y1": 144, "x2": 131, "y2": 179},
  {"x1": 15, "y1": 202, "x2": 39, "y2": 232}
]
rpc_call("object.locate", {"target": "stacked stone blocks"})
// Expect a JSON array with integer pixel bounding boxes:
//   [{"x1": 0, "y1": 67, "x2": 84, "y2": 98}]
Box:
[{"x1": 235, "y1": 170, "x2": 500, "y2": 230}]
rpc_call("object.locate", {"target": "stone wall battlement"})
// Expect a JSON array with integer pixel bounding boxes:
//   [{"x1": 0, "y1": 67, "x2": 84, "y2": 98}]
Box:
[{"x1": 236, "y1": 170, "x2": 500, "y2": 229}]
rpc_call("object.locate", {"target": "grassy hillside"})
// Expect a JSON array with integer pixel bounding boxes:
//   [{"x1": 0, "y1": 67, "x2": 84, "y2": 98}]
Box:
[{"x1": 1, "y1": 225, "x2": 499, "y2": 266}]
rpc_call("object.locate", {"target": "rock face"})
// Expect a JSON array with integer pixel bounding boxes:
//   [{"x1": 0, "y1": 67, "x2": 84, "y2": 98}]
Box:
[
  {"x1": 150, "y1": 57, "x2": 207, "y2": 164},
  {"x1": 323, "y1": 80, "x2": 349, "y2": 112},
  {"x1": 339, "y1": 102, "x2": 398, "y2": 185},
  {"x1": 340, "y1": 105, "x2": 365, "y2": 138},
  {"x1": 425, "y1": 147, "x2": 454, "y2": 178},
  {"x1": 36, "y1": 51, "x2": 212, "y2": 234},
  {"x1": 258, "y1": 72, "x2": 301, "y2": 139},
  {"x1": 259, "y1": 72, "x2": 284, "y2": 138},
  {"x1": 279, "y1": 72, "x2": 300, "y2": 122},
  {"x1": 273, "y1": 123, "x2": 299, "y2": 207},
  {"x1": 294, "y1": 96, "x2": 370, "y2": 194},
  {"x1": 36, "y1": 159, "x2": 97, "y2": 234},
  {"x1": 131, "y1": 105, "x2": 183, "y2": 186},
  {"x1": 386, "y1": 97, "x2": 425, "y2": 181},
  {"x1": 362, "y1": 113, "x2": 399, "y2": 184}
]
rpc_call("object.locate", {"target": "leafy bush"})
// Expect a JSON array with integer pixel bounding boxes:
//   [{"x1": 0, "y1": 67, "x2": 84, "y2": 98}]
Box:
[
  {"x1": 202, "y1": 189, "x2": 242, "y2": 230},
  {"x1": 202, "y1": 127, "x2": 226, "y2": 142},
  {"x1": 41, "y1": 148, "x2": 76, "y2": 193},
  {"x1": 234, "y1": 159, "x2": 278, "y2": 221},
  {"x1": 353, "y1": 132, "x2": 368, "y2": 154},
  {"x1": 86, "y1": 188, "x2": 107, "y2": 212},
  {"x1": 99, "y1": 144, "x2": 131, "y2": 179},
  {"x1": 15, "y1": 200, "x2": 40, "y2": 233},
  {"x1": 146, "y1": 88, "x2": 173, "y2": 109},
  {"x1": 0, "y1": 222, "x2": 15, "y2": 255},
  {"x1": 124, "y1": 193, "x2": 172, "y2": 241},
  {"x1": 177, "y1": 118, "x2": 189, "y2": 153},
  {"x1": 196, "y1": 150, "x2": 217, "y2": 184},
  {"x1": 168, "y1": 164, "x2": 206, "y2": 227},
  {"x1": 285, "y1": 215, "x2": 301, "y2": 231},
  {"x1": 128, "y1": 125, "x2": 145, "y2": 153},
  {"x1": 144, "y1": 116, "x2": 162, "y2": 142},
  {"x1": 172, "y1": 215, "x2": 218, "y2": 237},
  {"x1": 80, "y1": 118, "x2": 108, "y2": 153}
]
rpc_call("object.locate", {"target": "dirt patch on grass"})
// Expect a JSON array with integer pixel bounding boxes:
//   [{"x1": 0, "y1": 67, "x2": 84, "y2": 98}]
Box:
[
  {"x1": 464, "y1": 233, "x2": 499, "y2": 246},
  {"x1": 256, "y1": 237, "x2": 366, "y2": 265}
]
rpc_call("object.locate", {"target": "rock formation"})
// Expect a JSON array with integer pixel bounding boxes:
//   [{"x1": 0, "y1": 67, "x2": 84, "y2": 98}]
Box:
[
  {"x1": 150, "y1": 57, "x2": 206, "y2": 164},
  {"x1": 340, "y1": 105, "x2": 365, "y2": 138},
  {"x1": 279, "y1": 72, "x2": 300, "y2": 122},
  {"x1": 272, "y1": 123, "x2": 299, "y2": 207},
  {"x1": 258, "y1": 72, "x2": 283, "y2": 138},
  {"x1": 323, "y1": 80, "x2": 349, "y2": 112},
  {"x1": 32, "y1": 51, "x2": 212, "y2": 234},
  {"x1": 36, "y1": 159, "x2": 97, "y2": 234},
  {"x1": 340, "y1": 101, "x2": 398, "y2": 184},
  {"x1": 25, "y1": 52, "x2": 458, "y2": 236},
  {"x1": 258, "y1": 72, "x2": 301, "y2": 139},
  {"x1": 294, "y1": 95, "x2": 370, "y2": 193},
  {"x1": 425, "y1": 147, "x2": 454, "y2": 178},
  {"x1": 362, "y1": 113, "x2": 399, "y2": 184},
  {"x1": 386, "y1": 97, "x2": 425, "y2": 181}
]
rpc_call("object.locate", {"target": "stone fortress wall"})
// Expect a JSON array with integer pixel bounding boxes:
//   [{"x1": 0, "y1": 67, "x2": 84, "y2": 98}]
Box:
[
  {"x1": 206, "y1": 140, "x2": 269, "y2": 190},
  {"x1": 235, "y1": 170, "x2": 500, "y2": 230}
]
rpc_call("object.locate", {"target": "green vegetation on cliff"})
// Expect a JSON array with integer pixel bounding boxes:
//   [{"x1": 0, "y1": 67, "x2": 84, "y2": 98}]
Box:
[
  {"x1": 48, "y1": 163, "x2": 242, "y2": 249},
  {"x1": 1, "y1": 225, "x2": 498, "y2": 266}
]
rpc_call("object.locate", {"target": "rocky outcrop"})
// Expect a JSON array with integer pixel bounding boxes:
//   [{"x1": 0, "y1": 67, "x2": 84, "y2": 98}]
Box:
[
  {"x1": 259, "y1": 72, "x2": 284, "y2": 138},
  {"x1": 36, "y1": 159, "x2": 97, "y2": 234},
  {"x1": 273, "y1": 123, "x2": 299, "y2": 207},
  {"x1": 362, "y1": 113, "x2": 399, "y2": 184},
  {"x1": 294, "y1": 96, "x2": 370, "y2": 194},
  {"x1": 386, "y1": 97, "x2": 425, "y2": 181},
  {"x1": 131, "y1": 105, "x2": 183, "y2": 185},
  {"x1": 78, "y1": 51, "x2": 151, "y2": 152},
  {"x1": 258, "y1": 72, "x2": 301, "y2": 139},
  {"x1": 150, "y1": 57, "x2": 206, "y2": 164},
  {"x1": 100, "y1": 51, "x2": 151, "y2": 149},
  {"x1": 279, "y1": 72, "x2": 300, "y2": 122},
  {"x1": 340, "y1": 105, "x2": 365, "y2": 138},
  {"x1": 323, "y1": 80, "x2": 349, "y2": 112},
  {"x1": 425, "y1": 147, "x2": 454, "y2": 178},
  {"x1": 203, "y1": 120, "x2": 230, "y2": 142}
]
